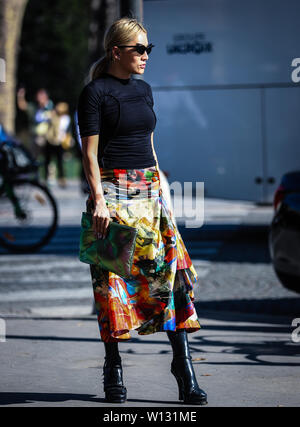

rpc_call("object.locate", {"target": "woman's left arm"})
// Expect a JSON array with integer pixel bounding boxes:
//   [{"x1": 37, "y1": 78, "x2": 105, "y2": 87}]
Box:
[
  {"x1": 151, "y1": 132, "x2": 175, "y2": 218},
  {"x1": 151, "y1": 131, "x2": 165, "y2": 197},
  {"x1": 151, "y1": 131, "x2": 159, "y2": 168}
]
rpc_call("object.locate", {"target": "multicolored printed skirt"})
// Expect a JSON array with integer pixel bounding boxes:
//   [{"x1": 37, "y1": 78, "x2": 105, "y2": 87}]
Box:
[{"x1": 85, "y1": 165, "x2": 201, "y2": 342}]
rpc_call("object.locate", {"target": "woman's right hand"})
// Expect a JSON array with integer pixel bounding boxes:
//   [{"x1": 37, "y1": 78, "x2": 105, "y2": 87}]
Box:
[{"x1": 92, "y1": 199, "x2": 111, "y2": 239}]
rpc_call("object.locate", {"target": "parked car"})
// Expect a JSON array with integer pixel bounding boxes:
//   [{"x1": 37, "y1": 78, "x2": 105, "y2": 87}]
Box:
[{"x1": 269, "y1": 170, "x2": 300, "y2": 293}]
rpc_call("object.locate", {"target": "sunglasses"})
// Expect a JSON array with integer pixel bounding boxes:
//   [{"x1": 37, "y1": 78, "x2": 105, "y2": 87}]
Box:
[{"x1": 117, "y1": 43, "x2": 155, "y2": 55}]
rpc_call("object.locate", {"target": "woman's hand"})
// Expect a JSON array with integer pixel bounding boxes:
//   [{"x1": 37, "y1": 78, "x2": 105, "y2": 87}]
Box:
[{"x1": 92, "y1": 199, "x2": 111, "y2": 239}]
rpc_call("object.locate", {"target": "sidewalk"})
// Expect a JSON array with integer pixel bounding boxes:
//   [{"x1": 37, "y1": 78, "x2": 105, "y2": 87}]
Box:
[{"x1": 0, "y1": 310, "x2": 299, "y2": 407}]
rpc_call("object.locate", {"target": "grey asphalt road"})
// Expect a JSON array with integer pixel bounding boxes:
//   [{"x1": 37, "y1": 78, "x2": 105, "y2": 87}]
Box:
[{"x1": 0, "y1": 311, "x2": 299, "y2": 407}]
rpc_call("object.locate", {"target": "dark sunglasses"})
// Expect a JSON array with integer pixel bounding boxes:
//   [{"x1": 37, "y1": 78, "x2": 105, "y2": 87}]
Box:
[{"x1": 117, "y1": 43, "x2": 155, "y2": 55}]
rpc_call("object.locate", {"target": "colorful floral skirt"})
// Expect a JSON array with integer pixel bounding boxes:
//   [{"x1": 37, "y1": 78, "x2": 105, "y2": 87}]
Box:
[{"x1": 85, "y1": 165, "x2": 201, "y2": 342}]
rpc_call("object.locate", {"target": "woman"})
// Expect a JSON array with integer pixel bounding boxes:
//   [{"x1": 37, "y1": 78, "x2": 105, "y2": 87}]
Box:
[
  {"x1": 77, "y1": 17, "x2": 207, "y2": 406},
  {"x1": 45, "y1": 102, "x2": 71, "y2": 187}
]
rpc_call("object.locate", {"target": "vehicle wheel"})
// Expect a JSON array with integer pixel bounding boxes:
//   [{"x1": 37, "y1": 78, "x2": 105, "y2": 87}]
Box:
[{"x1": 275, "y1": 269, "x2": 300, "y2": 294}]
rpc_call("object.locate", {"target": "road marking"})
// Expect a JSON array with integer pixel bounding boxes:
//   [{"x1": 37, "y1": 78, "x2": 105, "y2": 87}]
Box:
[
  {"x1": 0, "y1": 287, "x2": 94, "y2": 302},
  {"x1": 29, "y1": 305, "x2": 93, "y2": 316}
]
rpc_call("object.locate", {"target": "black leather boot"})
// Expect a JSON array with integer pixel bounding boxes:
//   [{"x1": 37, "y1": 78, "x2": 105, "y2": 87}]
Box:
[
  {"x1": 102, "y1": 356, "x2": 127, "y2": 403},
  {"x1": 167, "y1": 330, "x2": 207, "y2": 405},
  {"x1": 102, "y1": 342, "x2": 127, "y2": 403}
]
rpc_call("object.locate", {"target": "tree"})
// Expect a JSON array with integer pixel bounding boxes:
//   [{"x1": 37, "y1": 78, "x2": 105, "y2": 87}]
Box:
[
  {"x1": 0, "y1": 0, "x2": 120, "y2": 135},
  {"x1": 17, "y1": 0, "x2": 90, "y2": 115},
  {"x1": 88, "y1": 0, "x2": 119, "y2": 66},
  {"x1": 0, "y1": 0, "x2": 28, "y2": 133}
]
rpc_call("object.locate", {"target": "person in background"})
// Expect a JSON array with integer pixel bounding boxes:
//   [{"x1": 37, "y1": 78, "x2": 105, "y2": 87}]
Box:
[
  {"x1": 45, "y1": 102, "x2": 71, "y2": 188},
  {"x1": 17, "y1": 87, "x2": 54, "y2": 160}
]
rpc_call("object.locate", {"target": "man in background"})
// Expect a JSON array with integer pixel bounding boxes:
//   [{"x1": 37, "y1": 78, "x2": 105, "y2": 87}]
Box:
[{"x1": 17, "y1": 87, "x2": 54, "y2": 161}]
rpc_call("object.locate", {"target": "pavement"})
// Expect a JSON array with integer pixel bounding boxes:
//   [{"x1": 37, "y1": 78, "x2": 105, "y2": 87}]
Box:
[
  {"x1": 0, "y1": 178, "x2": 299, "y2": 407},
  {"x1": 0, "y1": 310, "x2": 299, "y2": 407}
]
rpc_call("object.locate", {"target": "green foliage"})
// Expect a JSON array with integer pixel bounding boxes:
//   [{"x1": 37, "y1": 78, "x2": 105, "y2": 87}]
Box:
[{"x1": 17, "y1": 0, "x2": 90, "y2": 113}]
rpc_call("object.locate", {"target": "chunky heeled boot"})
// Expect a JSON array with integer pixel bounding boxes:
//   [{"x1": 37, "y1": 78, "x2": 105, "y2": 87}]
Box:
[
  {"x1": 102, "y1": 356, "x2": 127, "y2": 403},
  {"x1": 167, "y1": 330, "x2": 207, "y2": 405}
]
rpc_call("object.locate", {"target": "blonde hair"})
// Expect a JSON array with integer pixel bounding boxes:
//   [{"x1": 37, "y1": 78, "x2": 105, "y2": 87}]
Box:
[
  {"x1": 88, "y1": 17, "x2": 147, "y2": 82},
  {"x1": 55, "y1": 102, "x2": 69, "y2": 115}
]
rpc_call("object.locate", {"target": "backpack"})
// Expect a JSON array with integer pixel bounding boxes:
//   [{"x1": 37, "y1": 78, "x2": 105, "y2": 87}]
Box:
[{"x1": 0, "y1": 125, "x2": 38, "y2": 175}]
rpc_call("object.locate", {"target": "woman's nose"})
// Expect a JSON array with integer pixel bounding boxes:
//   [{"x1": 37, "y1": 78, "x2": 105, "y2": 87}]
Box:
[{"x1": 142, "y1": 51, "x2": 149, "y2": 60}]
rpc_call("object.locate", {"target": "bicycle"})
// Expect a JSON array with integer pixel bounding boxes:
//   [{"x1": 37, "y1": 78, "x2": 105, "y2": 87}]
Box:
[{"x1": 0, "y1": 124, "x2": 58, "y2": 253}]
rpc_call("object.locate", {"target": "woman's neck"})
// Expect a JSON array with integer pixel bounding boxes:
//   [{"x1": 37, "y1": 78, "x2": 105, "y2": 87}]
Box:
[{"x1": 106, "y1": 66, "x2": 132, "y2": 80}]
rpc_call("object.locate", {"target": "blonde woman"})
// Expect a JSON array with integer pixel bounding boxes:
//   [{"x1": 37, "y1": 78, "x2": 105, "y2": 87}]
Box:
[{"x1": 77, "y1": 17, "x2": 207, "y2": 406}]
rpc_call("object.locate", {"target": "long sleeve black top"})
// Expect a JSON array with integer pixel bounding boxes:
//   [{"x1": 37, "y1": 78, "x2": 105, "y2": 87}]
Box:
[{"x1": 77, "y1": 72, "x2": 157, "y2": 169}]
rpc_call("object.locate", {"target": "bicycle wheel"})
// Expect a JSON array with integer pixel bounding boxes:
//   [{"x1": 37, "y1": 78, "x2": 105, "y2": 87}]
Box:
[{"x1": 0, "y1": 178, "x2": 58, "y2": 252}]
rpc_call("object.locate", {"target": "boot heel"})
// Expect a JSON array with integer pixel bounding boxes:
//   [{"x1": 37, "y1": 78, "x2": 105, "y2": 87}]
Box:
[
  {"x1": 171, "y1": 357, "x2": 208, "y2": 405},
  {"x1": 171, "y1": 368, "x2": 184, "y2": 400}
]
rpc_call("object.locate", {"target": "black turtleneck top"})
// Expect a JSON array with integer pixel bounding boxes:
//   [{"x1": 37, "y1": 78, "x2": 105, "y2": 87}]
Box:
[{"x1": 77, "y1": 72, "x2": 157, "y2": 169}]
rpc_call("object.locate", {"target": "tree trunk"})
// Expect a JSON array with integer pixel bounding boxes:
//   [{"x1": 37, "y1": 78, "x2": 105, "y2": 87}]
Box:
[
  {"x1": 0, "y1": 0, "x2": 28, "y2": 133},
  {"x1": 88, "y1": 0, "x2": 119, "y2": 69}
]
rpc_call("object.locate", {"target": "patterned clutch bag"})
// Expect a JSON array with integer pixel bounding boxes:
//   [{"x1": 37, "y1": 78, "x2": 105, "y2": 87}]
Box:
[{"x1": 79, "y1": 212, "x2": 138, "y2": 278}]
